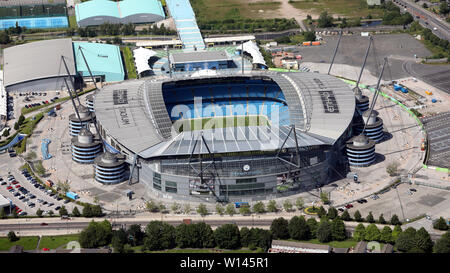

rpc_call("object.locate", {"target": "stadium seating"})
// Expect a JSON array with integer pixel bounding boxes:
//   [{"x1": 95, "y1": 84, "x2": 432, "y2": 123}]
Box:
[{"x1": 163, "y1": 82, "x2": 290, "y2": 126}]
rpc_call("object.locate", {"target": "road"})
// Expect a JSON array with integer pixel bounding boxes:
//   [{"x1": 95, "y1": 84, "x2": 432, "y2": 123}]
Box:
[
  {"x1": 0, "y1": 217, "x2": 443, "y2": 241},
  {"x1": 393, "y1": 0, "x2": 450, "y2": 40}
]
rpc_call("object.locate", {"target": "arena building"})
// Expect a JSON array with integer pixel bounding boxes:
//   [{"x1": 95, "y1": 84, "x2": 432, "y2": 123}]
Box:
[
  {"x1": 2, "y1": 38, "x2": 76, "y2": 92},
  {"x1": 75, "y1": 0, "x2": 165, "y2": 27},
  {"x1": 93, "y1": 71, "x2": 356, "y2": 202}
]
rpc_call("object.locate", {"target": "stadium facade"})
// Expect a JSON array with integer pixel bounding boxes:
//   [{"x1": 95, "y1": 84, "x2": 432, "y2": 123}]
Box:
[{"x1": 93, "y1": 71, "x2": 356, "y2": 202}]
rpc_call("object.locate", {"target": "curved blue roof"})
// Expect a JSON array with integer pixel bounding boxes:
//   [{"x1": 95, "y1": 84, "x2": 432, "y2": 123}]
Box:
[
  {"x1": 120, "y1": 0, "x2": 164, "y2": 18},
  {"x1": 76, "y1": 0, "x2": 119, "y2": 22},
  {"x1": 75, "y1": 0, "x2": 165, "y2": 26}
]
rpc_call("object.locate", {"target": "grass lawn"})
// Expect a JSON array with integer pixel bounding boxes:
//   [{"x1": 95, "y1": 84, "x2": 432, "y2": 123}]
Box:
[
  {"x1": 68, "y1": 15, "x2": 77, "y2": 28},
  {"x1": 121, "y1": 46, "x2": 137, "y2": 79},
  {"x1": 287, "y1": 238, "x2": 359, "y2": 248},
  {"x1": 39, "y1": 234, "x2": 80, "y2": 250},
  {"x1": 0, "y1": 236, "x2": 39, "y2": 251},
  {"x1": 191, "y1": 0, "x2": 281, "y2": 21},
  {"x1": 174, "y1": 115, "x2": 270, "y2": 132},
  {"x1": 289, "y1": 0, "x2": 385, "y2": 18}
]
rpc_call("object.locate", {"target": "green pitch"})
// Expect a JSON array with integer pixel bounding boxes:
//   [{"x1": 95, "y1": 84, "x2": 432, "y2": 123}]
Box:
[{"x1": 174, "y1": 115, "x2": 270, "y2": 132}]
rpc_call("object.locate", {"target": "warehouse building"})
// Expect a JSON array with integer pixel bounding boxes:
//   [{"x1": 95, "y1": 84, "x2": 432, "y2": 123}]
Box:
[
  {"x1": 2, "y1": 38, "x2": 76, "y2": 92},
  {"x1": 73, "y1": 42, "x2": 125, "y2": 82}
]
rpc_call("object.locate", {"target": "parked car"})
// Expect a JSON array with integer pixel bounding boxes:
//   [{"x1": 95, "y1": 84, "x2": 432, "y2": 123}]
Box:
[
  {"x1": 55, "y1": 206, "x2": 61, "y2": 211},
  {"x1": 11, "y1": 181, "x2": 19, "y2": 185},
  {"x1": 410, "y1": 188, "x2": 417, "y2": 192},
  {"x1": 345, "y1": 204, "x2": 353, "y2": 209},
  {"x1": 6, "y1": 186, "x2": 13, "y2": 190}
]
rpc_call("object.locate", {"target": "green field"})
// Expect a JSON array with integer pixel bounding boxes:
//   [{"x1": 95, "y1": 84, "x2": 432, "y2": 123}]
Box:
[
  {"x1": 121, "y1": 46, "x2": 137, "y2": 79},
  {"x1": 39, "y1": 235, "x2": 80, "y2": 250},
  {"x1": 174, "y1": 115, "x2": 270, "y2": 132},
  {"x1": 0, "y1": 236, "x2": 39, "y2": 251},
  {"x1": 191, "y1": 0, "x2": 281, "y2": 20},
  {"x1": 289, "y1": 0, "x2": 386, "y2": 18}
]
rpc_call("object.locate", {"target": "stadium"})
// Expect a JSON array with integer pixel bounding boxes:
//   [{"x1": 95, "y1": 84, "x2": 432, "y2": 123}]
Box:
[{"x1": 93, "y1": 71, "x2": 356, "y2": 202}]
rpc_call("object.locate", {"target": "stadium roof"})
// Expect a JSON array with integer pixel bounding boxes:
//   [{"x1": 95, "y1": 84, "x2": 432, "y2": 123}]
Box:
[
  {"x1": 75, "y1": 0, "x2": 165, "y2": 27},
  {"x1": 139, "y1": 126, "x2": 329, "y2": 158},
  {"x1": 242, "y1": 41, "x2": 266, "y2": 66},
  {"x1": 2, "y1": 38, "x2": 76, "y2": 88},
  {"x1": 133, "y1": 47, "x2": 157, "y2": 75},
  {"x1": 73, "y1": 42, "x2": 125, "y2": 82},
  {"x1": 94, "y1": 71, "x2": 355, "y2": 157},
  {"x1": 169, "y1": 50, "x2": 230, "y2": 64},
  {"x1": 0, "y1": 194, "x2": 10, "y2": 209}
]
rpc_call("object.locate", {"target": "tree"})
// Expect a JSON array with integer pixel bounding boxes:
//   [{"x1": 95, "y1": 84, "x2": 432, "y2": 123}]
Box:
[
  {"x1": 365, "y1": 224, "x2": 381, "y2": 242},
  {"x1": 72, "y1": 207, "x2": 81, "y2": 217},
  {"x1": 317, "y1": 220, "x2": 332, "y2": 243},
  {"x1": 2, "y1": 129, "x2": 9, "y2": 137},
  {"x1": 225, "y1": 203, "x2": 236, "y2": 216},
  {"x1": 183, "y1": 204, "x2": 192, "y2": 215},
  {"x1": 215, "y1": 204, "x2": 224, "y2": 216},
  {"x1": 239, "y1": 206, "x2": 251, "y2": 216},
  {"x1": 295, "y1": 197, "x2": 304, "y2": 210},
  {"x1": 288, "y1": 216, "x2": 310, "y2": 240},
  {"x1": 440, "y1": 2, "x2": 450, "y2": 15},
  {"x1": 17, "y1": 115, "x2": 25, "y2": 126},
  {"x1": 320, "y1": 192, "x2": 330, "y2": 205},
  {"x1": 317, "y1": 11, "x2": 334, "y2": 28},
  {"x1": 112, "y1": 228, "x2": 127, "y2": 253},
  {"x1": 171, "y1": 202, "x2": 181, "y2": 214},
  {"x1": 327, "y1": 207, "x2": 338, "y2": 220},
  {"x1": 366, "y1": 212, "x2": 375, "y2": 223},
  {"x1": 48, "y1": 210, "x2": 54, "y2": 217},
  {"x1": 240, "y1": 227, "x2": 251, "y2": 247},
  {"x1": 306, "y1": 218, "x2": 318, "y2": 239},
  {"x1": 197, "y1": 203, "x2": 208, "y2": 217},
  {"x1": 380, "y1": 226, "x2": 393, "y2": 244},
  {"x1": 176, "y1": 222, "x2": 215, "y2": 249},
  {"x1": 143, "y1": 221, "x2": 176, "y2": 251},
  {"x1": 390, "y1": 214, "x2": 401, "y2": 225},
  {"x1": 331, "y1": 218, "x2": 346, "y2": 241},
  {"x1": 378, "y1": 214, "x2": 386, "y2": 224},
  {"x1": 36, "y1": 208, "x2": 43, "y2": 217},
  {"x1": 252, "y1": 202, "x2": 265, "y2": 214},
  {"x1": 386, "y1": 162, "x2": 398, "y2": 176},
  {"x1": 56, "y1": 180, "x2": 70, "y2": 194},
  {"x1": 270, "y1": 217, "x2": 289, "y2": 240},
  {"x1": 91, "y1": 205, "x2": 102, "y2": 217},
  {"x1": 283, "y1": 200, "x2": 294, "y2": 212},
  {"x1": 0, "y1": 31, "x2": 11, "y2": 44},
  {"x1": 415, "y1": 227, "x2": 433, "y2": 253},
  {"x1": 422, "y1": 3, "x2": 428, "y2": 9},
  {"x1": 396, "y1": 227, "x2": 417, "y2": 252},
  {"x1": 79, "y1": 220, "x2": 113, "y2": 248},
  {"x1": 127, "y1": 224, "x2": 144, "y2": 246},
  {"x1": 267, "y1": 200, "x2": 278, "y2": 213},
  {"x1": 14, "y1": 122, "x2": 19, "y2": 131},
  {"x1": 59, "y1": 206, "x2": 68, "y2": 217},
  {"x1": 303, "y1": 31, "x2": 316, "y2": 42},
  {"x1": 317, "y1": 206, "x2": 327, "y2": 218},
  {"x1": 392, "y1": 225, "x2": 402, "y2": 242},
  {"x1": 433, "y1": 230, "x2": 450, "y2": 253},
  {"x1": 146, "y1": 200, "x2": 159, "y2": 213},
  {"x1": 341, "y1": 210, "x2": 351, "y2": 221},
  {"x1": 433, "y1": 217, "x2": 449, "y2": 231},
  {"x1": 353, "y1": 223, "x2": 366, "y2": 241},
  {"x1": 214, "y1": 224, "x2": 241, "y2": 249},
  {"x1": 354, "y1": 210, "x2": 363, "y2": 222},
  {"x1": 248, "y1": 228, "x2": 272, "y2": 251},
  {"x1": 8, "y1": 231, "x2": 18, "y2": 242}
]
